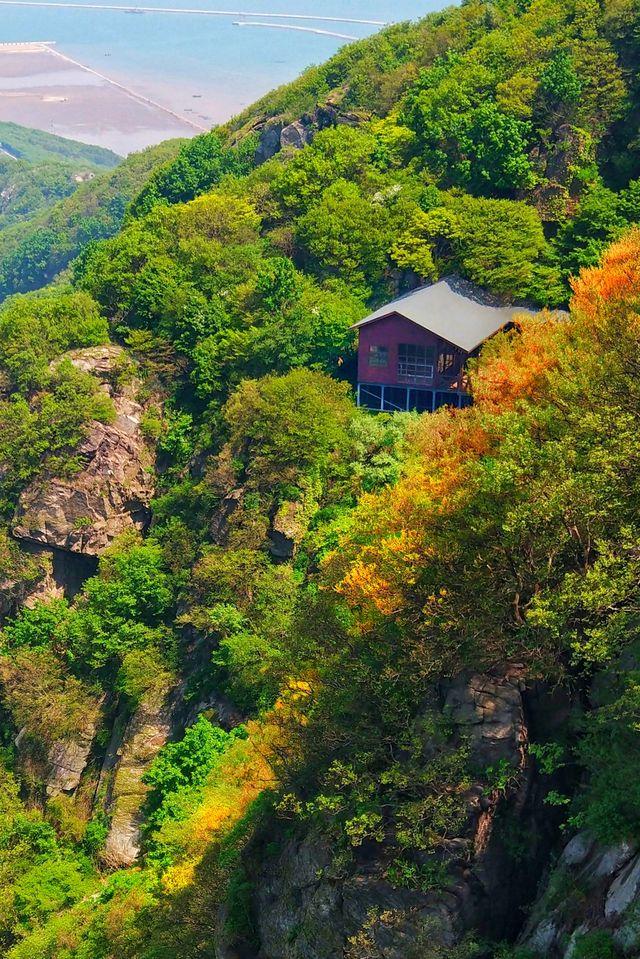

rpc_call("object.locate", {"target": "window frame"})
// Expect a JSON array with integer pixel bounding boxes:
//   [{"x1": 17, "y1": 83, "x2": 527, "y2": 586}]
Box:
[
  {"x1": 397, "y1": 343, "x2": 434, "y2": 384},
  {"x1": 368, "y1": 344, "x2": 389, "y2": 368}
]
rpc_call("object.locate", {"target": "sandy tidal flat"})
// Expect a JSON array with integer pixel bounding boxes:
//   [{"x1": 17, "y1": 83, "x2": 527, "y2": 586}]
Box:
[{"x1": 0, "y1": 42, "x2": 202, "y2": 154}]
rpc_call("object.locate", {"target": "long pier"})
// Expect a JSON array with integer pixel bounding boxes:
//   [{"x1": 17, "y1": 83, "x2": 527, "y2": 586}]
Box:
[
  {"x1": 234, "y1": 22, "x2": 358, "y2": 39},
  {"x1": 0, "y1": 1, "x2": 386, "y2": 25}
]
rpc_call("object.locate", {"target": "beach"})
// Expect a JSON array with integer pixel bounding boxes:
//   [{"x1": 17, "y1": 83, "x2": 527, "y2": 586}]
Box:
[{"x1": 0, "y1": 42, "x2": 203, "y2": 154}]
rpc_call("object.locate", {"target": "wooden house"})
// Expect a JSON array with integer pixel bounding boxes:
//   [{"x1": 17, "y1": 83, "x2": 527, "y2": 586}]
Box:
[{"x1": 352, "y1": 276, "x2": 533, "y2": 413}]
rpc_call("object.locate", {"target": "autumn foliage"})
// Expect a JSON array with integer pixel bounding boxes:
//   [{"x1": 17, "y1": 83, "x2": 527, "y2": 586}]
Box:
[
  {"x1": 333, "y1": 232, "x2": 640, "y2": 673},
  {"x1": 571, "y1": 228, "x2": 640, "y2": 323},
  {"x1": 470, "y1": 311, "x2": 565, "y2": 412}
]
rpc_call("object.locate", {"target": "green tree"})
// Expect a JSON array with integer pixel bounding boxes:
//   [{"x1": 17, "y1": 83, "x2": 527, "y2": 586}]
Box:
[
  {"x1": 0, "y1": 289, "x2": 108, "y2": 392},
  {"x1": 143, "y1": 716, "x2": 240, "y2": 833},
  {"x1": 295, "y1": 180, "x2": 389, "y2": 293},
  {"x1": 539, "y1": 51, "x2": 582, "y2": 107},
  {"x1": 222, "y1": 368, "x2": 356, "y2": 491},
  {"x1": 129, "y1": 131, "x2": 255, "y2": 217}
]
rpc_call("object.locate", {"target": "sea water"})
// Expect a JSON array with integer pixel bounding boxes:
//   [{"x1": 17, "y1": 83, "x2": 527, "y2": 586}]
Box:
[{"x1": 0, "y1": 0, "x2": 440, "y2": 127}]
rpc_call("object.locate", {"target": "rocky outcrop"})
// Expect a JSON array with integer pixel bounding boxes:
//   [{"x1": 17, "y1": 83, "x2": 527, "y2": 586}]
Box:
[
  {"x1": 252, "y1": 86, "x2": 368, "y2": 163},
  {"x1": 12, "y1": 697, "x2": 103, "y2": 799},
  {"x1": 252, "y1": 828, "x2": 473, "y2": 959},
  {"x1": 0, "y1": 536, "x2": 52, "y2": 621},
  {"x1": 279, "y1": 119, "x2": 312, "y2": 151},
  {"x1": 101, "y1": 685, "x2": 182, "y2": 868},
  {"x1": 45, "y1": 708, "x2": 102, "y2": 797},
  {"x1": 210, "y1": 488, "x2": 244, "y2": 545},
  {"x1": 243, "y1": 672, "x2": 561, "y2": 959},
  {"x1": 522, "y1": 833, "x2": 640, "y2": 957},
  {"x1": 101, "y1": 677, "x2": 241, "y2": 869},
  {"x1": 13, "y1": 345, "x2": 155, "y2": 557},
  {"x1": 182, "y1": 689, "x2": 243, "y2": 731},
  {"x1": 268, "y1": 501, "x2": 308, "y2": 560},
  {"x1": 254, "y1": 121, "x2": 285, "y2": 163},
  {"x1": 442, "y1": 671, "x2": 526, "y2": 766}
]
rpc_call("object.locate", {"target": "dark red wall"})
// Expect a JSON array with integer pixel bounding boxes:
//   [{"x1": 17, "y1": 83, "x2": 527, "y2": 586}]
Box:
[{"x1": 357, "y1": 313, "x2": 468, "y2": 391}]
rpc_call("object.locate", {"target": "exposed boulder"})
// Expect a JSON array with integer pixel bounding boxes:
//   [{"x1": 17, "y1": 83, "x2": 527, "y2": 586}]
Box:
[
  {"x1": 254, "y1": 121, "x2": 285, "y2": 163},
  {"x1": 12, "y1": 345, "x2": 155, "y2": 557},
  {"x1": 251, "y1": 86, "x2": 368, "y2": 165},
  {"x1": 279, "y1": 119, "x2": 312, "y2": 151}
]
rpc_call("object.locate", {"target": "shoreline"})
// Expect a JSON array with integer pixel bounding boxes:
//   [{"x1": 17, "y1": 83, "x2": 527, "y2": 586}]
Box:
[{"x1": 0, "y1": 43, "x2": 201, "y2": 153}]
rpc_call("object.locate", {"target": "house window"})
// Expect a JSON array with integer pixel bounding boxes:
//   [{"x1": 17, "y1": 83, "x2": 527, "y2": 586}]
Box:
[
  {"x1": 438, "y1": 351, "x2": 458, "y2": 374},
  {"x1": 398, "y1": 344, "x2": 434, "y2": 384},
  {"x1": 368, "y1": 345, "x2": 389, "y2": 368}
]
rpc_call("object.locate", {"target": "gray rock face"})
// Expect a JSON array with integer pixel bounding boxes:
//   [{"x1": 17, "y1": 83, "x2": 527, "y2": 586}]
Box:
[
  {"x1": 279, "y1": 119, "x2": 311, "y2": 151},
  {"x1": 251, "y1": 86, "x2": 367, "y2": 165},
  {"x1": 13, "y1": 701, "x2": 102, "y2": 798},
  {"x1": 13, "y1": 345, "x2": 155, "y2": 556},
  {"x1": 246, "y1": 672, "x2": 554, "y2": 959},
  {"x1": 0, "y1": 570, "x2": 42, "y2": 621},
  {"x1": 522, "y1": 834, "x2": 640, "y2": 956},
  {"x1": 254, "y1": 121, "x2": 285, "y2": 163},
  {"x1": 46, "y1": 721, "x2": 99, "y2": 797},
  {"x1": 253, "y1": 833, "x2": 463, "y2": 959},
  {"x1": 0, "y1": 540, "x2": 52, "y2": 621},
  {"x1": 254, "y1": 834, "x2": 344, "y2": 959},
  {"x1": 442, "y1": 672, "x2": 526, "y2": 766},
  {"x1": 102, "y1": 686, "x2": 181, "y2": 868}
]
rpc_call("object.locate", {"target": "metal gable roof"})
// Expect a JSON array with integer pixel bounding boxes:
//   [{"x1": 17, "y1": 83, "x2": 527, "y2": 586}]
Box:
[{"x1": 352, "y1": 276, "x2": 534, "y2": 352}]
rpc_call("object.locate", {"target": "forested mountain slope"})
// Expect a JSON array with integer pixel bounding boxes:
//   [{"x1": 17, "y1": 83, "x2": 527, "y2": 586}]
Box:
[
  {"x1": 0, "y1": 122, "x2": 120, "y2": 167},
  {"x1": 0, "y1": 0, "x2": 639, "y2": 956},
  {"x1": 0, "y1": 123, "x2": 120, "y2": 232},
  {"x1": 0, "y1": 137, "x2": 184, "y2": 299}
]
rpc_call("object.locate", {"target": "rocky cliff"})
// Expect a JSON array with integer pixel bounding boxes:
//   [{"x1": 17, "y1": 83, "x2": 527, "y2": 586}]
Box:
[
  {"x1": 233, "y1": 673, "x2": 566, "y2": 959},
  {"x1": 522, "y1": 833, "x2": 640, "y2": 957},
  {"x1": 13, "y1": 345, "x2": 155, "y2": 558}
]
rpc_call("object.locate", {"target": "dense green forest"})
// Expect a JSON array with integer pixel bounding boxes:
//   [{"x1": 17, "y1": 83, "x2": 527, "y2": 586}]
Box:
[
  {"x1": 0, "y1": 0, "x2": 639, "y2": 956},
  {"x1": 0, "y1": 123, "x2": 120, "y2": 230}
]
